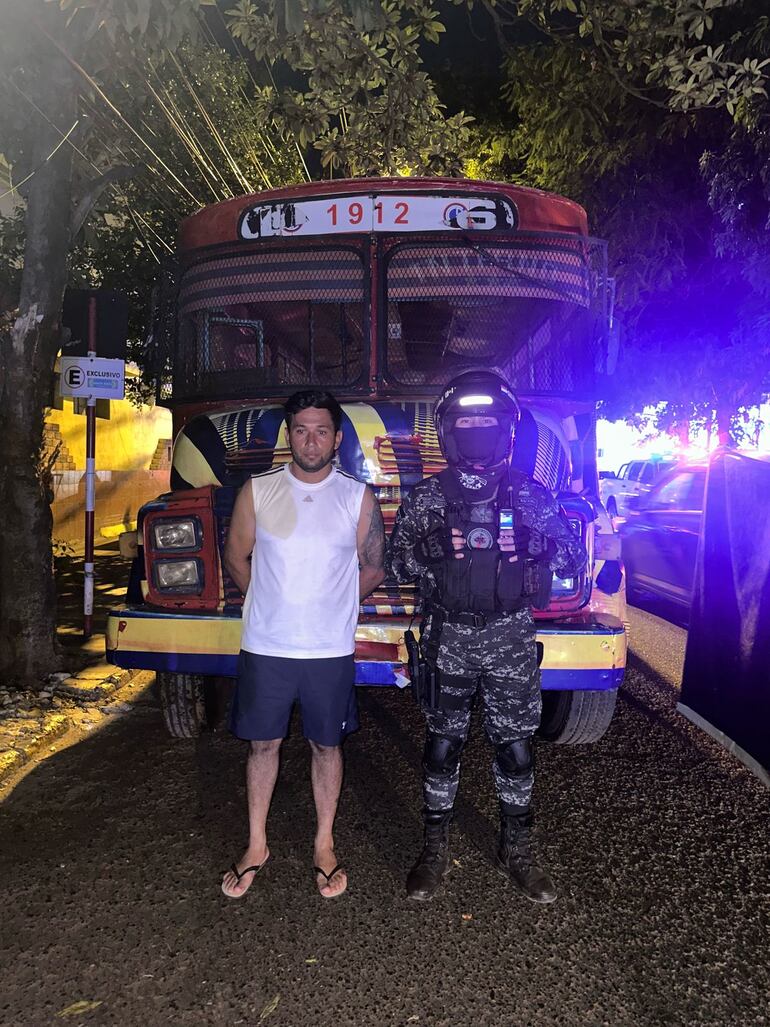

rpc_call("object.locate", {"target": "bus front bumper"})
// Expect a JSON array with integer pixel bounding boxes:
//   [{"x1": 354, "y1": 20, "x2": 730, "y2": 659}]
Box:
[{"x1": 107, "y1": 608, "x2": 626, "y2": 691}]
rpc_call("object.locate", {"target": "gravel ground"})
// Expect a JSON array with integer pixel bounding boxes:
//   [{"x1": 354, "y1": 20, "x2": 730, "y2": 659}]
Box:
[{"x1": 0, "y1": 613, "x2": 767, "y2": 1027}]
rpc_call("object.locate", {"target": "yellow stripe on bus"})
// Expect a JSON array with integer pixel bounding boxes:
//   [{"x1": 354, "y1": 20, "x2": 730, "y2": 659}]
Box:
[
  {"x1": 107, "y1": 614, "x2": 239, "y2": 655},
  {"x1": 108, "y1": 611, "x2": 626, "y2": 672}
]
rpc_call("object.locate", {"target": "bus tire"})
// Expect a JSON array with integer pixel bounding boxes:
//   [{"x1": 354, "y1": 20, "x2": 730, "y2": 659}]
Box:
[
  {"x1": 538, "y1": 688, "x2": 617, "y2": 744},
  {"x1": 158, "y1": 672, "x2": 206, "y2": 738}
]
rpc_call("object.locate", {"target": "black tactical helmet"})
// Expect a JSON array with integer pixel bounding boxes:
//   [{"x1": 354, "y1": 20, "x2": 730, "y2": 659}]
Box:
[{"x1": 434, "y1": 368, "x2": 520, "y2": 468}]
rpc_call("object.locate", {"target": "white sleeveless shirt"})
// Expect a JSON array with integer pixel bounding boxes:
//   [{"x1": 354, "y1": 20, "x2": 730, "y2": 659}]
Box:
[{"x1": 240, "y1": 464, "x2": 366, "y2": 658}]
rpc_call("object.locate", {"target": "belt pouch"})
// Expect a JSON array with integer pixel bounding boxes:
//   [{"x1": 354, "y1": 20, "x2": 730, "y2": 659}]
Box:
[{"x1": 531, "y1": 563, "x2": 554, "y2": 610}]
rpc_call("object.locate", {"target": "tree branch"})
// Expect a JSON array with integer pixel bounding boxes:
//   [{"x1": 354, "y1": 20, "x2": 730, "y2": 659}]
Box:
[{"x1": 70, "y1": 164, "x2": 135, "y2": 240}]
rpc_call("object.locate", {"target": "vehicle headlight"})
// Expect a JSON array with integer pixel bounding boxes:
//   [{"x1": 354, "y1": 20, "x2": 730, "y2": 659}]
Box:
[
  {"x1": 551, "y1": 576, "x2": 576, "y2": 596},
  {"x1": 155, "y1": 559, "x2": 202, "y2": 592},
  {"x1": 152, "y1": 518, "x2": 199, "y2": 550}
]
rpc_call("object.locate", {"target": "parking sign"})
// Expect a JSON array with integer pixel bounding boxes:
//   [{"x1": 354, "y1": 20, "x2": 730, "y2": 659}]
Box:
[{"x1": 59, "y1": 357, "x2": 125, "y2": 400}]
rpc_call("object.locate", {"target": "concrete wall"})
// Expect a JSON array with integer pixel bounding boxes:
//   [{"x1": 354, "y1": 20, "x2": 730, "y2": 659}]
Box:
[{"x1": 46, "y1": 393, "x2": 173, "y2": 544}]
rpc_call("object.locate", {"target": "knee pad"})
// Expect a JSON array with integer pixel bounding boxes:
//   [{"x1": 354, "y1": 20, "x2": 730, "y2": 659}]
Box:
[
  {"x1": 423, "y1": 733, "x2": 464, "y2": 777},
  {"x1": 495, "y1": 737, "x2": 534, "y2": 778}
]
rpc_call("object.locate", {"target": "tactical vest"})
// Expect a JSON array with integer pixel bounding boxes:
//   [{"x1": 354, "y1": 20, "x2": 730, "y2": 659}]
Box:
[{"x1": 431, "y1": 469, "x2": 553, "y2": 616}]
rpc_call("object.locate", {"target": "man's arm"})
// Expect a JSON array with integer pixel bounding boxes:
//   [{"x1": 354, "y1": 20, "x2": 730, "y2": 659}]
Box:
[
  {"x1": 520, "y1": 481, "x2": 588, "y2": 579},
  {"x1": 386, "y1": 480, "x2": 459, "y2": 583},
  {"x1": 357, "y1": 486, "x2": 386, "y2": 601},
  {"x1": 386, "y1": 490, "x2": 425, "y2": 584},
  {"x1": 223, "y1": 480, "x2": 256, "y2": 596}
]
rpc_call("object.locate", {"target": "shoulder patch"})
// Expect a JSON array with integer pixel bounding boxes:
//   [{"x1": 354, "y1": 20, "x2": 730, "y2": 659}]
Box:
[{"x1": 412, "y1": 474, "x2": 443, "y2": 495}]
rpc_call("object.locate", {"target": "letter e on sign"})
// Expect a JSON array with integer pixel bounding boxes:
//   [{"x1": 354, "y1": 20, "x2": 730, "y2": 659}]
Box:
[{"x1": 65, "y1": 366, "x2": 85, "y2": 389}]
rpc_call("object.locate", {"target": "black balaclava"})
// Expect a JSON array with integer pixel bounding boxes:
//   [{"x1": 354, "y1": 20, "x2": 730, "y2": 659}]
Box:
[
  {"x1": 454, "y1": 424, "x2": 502, "y2": 466},
  {"x1": 451, "y1": 418, "x2": 512, "y2": 500}
]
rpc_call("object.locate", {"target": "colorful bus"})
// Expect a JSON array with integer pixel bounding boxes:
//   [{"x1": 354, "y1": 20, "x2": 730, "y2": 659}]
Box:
[{"x1": 106, "y1": 177, "x2": 627, "y2": 741}]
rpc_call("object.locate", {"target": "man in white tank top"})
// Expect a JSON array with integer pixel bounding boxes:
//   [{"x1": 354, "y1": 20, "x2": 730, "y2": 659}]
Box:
[{"x1": 221, "y1": 391, "x2": 385, "y2": 900}]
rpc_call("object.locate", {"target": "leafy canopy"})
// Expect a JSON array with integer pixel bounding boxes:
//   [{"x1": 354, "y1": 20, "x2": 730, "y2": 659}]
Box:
[
  {"x1": 227, "y1": 0, "x2": 473, "y2": 175},
  {"x1": 480, "y1": 0, "x2": 770, "y2": 438}
]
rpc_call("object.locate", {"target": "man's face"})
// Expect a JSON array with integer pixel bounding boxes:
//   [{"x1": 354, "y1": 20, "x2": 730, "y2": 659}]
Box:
[{"x1": 285, "y1": 406, "x2": 342, "y2": 474}]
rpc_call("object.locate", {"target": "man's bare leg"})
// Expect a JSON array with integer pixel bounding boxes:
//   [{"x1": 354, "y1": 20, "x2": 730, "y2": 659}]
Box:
[
  {"x1": 222, "y1": 738, "x2": 282, "y2": 898},
  {"x1": 310, "y1": 741, "x2": 347, "y2": 898}
]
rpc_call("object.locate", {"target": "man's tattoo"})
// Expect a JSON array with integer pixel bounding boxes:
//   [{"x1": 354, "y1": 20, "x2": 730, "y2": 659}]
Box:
[{"x1": 360, "y1": 497, "x2": 385, "y2": 568}]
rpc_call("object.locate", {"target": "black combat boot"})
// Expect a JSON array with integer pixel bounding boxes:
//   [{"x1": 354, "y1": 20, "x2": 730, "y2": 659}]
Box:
[
  {"x1": 495, "y1": 807, "x2": 557, "y2": 904},
  {"x1": 406, "y1": 809, "x2": 452, "y2": 901}
]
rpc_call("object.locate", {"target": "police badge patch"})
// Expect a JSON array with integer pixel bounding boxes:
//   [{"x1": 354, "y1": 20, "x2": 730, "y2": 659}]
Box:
[{"x1": 467, "y1": 527, "x2": 494, "y2": 549}]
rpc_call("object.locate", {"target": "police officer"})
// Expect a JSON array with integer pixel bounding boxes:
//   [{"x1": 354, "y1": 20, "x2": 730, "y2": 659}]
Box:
[{"x1": 387, "y1": 369, "x2": 587, "y2": 903}]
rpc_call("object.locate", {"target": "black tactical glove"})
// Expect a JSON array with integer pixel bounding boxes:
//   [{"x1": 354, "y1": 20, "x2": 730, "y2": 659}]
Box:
[
  {"x1": 527, "y1": 530, "x2": 557, "y2": 562},
  {"x1": 498, "y1": 524, "x2": 530, "y2": 557},
  {"x1": 414, "y1": 528, "x2": 457, "y2": 566}
]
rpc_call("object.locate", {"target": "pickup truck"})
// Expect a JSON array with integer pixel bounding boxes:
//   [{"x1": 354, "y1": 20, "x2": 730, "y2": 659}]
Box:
[{"x1": 599, "y1": 459, "x2": 678, "y2": 519}]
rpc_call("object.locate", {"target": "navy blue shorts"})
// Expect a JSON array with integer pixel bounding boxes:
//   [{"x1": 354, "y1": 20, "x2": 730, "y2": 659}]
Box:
[{"x1": 229, "y1": 651, "x2": 359, "y2": 747}]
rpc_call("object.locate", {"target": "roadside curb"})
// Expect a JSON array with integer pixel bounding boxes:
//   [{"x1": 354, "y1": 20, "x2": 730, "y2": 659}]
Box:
[
  {"x1": 56, "y1": 663, "x2": 135, "y2": 703},
  {"x1": 0, "y1": 712, "x2": 74, "y2": 788},
  {"x1": 16, "y1": 714, "x2": 71, "y2": 760},
  {"x1": 0, "y1": 659, "x2": 140, "y2": 788}
]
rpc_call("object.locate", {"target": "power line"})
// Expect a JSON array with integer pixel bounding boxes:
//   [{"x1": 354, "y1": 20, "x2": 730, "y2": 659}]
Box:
[
  {"x1": 143, "y1": 58, "x2": 233, "y2": 202},
  {"x1": 34, "y1": 26, "x2": 204, "y2": 206},
  {"x1": 207, "y1": 3, "x2": 310, "y2": 183},
  {"x1": 167, "y1": 49, "x2": 253, "y2": 194},
  {"x1": 0, "y1": 115, "x2": 80, "y2": 201}
]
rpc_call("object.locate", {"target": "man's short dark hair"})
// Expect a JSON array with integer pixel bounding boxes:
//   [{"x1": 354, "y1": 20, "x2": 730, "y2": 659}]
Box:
[{"x1": 284, "y1": 390, "x2": 343, "y2": 433}]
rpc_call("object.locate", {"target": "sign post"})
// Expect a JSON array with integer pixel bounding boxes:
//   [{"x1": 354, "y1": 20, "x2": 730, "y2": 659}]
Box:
[
  {"x1": 59, "y1": 334, "x2": 126, "y2": 639},
  {"x1": 84, "y1": 298, "x2": 97, "y2": 640}
]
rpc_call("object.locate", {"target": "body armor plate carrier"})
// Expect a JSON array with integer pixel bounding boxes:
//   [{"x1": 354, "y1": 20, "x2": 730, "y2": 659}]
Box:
[{"x1": 432, "y1": 468, "x2": 552, "y2": 617}]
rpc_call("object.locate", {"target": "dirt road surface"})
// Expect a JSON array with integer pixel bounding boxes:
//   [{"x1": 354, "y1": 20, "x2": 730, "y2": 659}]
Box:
[{"x1": 0, "y1": 609, "x2": 767, "y2": 1027}]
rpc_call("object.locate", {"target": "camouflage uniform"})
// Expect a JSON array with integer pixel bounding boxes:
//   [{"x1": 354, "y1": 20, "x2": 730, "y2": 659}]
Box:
[{"x1": 388, "y1": 473, "x2": 587, "y2": 813}]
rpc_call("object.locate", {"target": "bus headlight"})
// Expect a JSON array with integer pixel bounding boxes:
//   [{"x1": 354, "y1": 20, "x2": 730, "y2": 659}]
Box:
[
  {"x1": 551, "y1": 575, "x2": 576, "y2": 596},
  {"x1": 154, "y1": 559, "x2": 202, "y2": 592},
  {"x1": 152, "y1": 518, "x2": 200, "y2": 551}
]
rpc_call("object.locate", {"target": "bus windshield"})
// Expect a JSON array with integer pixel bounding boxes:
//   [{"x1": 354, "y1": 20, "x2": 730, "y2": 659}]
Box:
[
  {"x1": 174, "y1": 244, "x2": 367, "y2": 397},
  {"x1": 382, "y1": 236, "x2": 599, "y2": 394},
  {"x1": 157, "y1": 180, "x2": 609, "y2": 403}
]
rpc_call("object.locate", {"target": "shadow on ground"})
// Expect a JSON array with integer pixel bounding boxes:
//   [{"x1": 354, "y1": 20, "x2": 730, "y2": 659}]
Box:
[
  {"x1": 54, "y1": 542, "x2": 129, "y2": 672},
  {"x1": 627, "y1": 592, "x2": 690, "y2": 630}
]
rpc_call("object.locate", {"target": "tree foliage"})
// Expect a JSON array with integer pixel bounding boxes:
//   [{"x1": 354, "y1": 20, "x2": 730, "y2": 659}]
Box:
[
  {"x1": 511, "y1": 0, "x2": 770, "y2": 114},
  {"x1": 0, "y1": 0, "x2": 474, "y2": 688},
  {"x1": 481, "y1": 0, "x2": 770, "y2": 441},
  {"x1": 0, "y1": 0, "x2": 209, "y2": 689},
  {"x1": 227, "y1": 0, "x2": 473, "y2": 175}
]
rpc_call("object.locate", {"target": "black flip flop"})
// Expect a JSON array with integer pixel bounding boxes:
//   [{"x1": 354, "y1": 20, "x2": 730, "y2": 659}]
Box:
[
  {"x1": 221, "y1": 854, "x2": 269, "y2": 898},
  {"x1": 313, "y1": 863, "x2": 347, "y2": 899}
]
